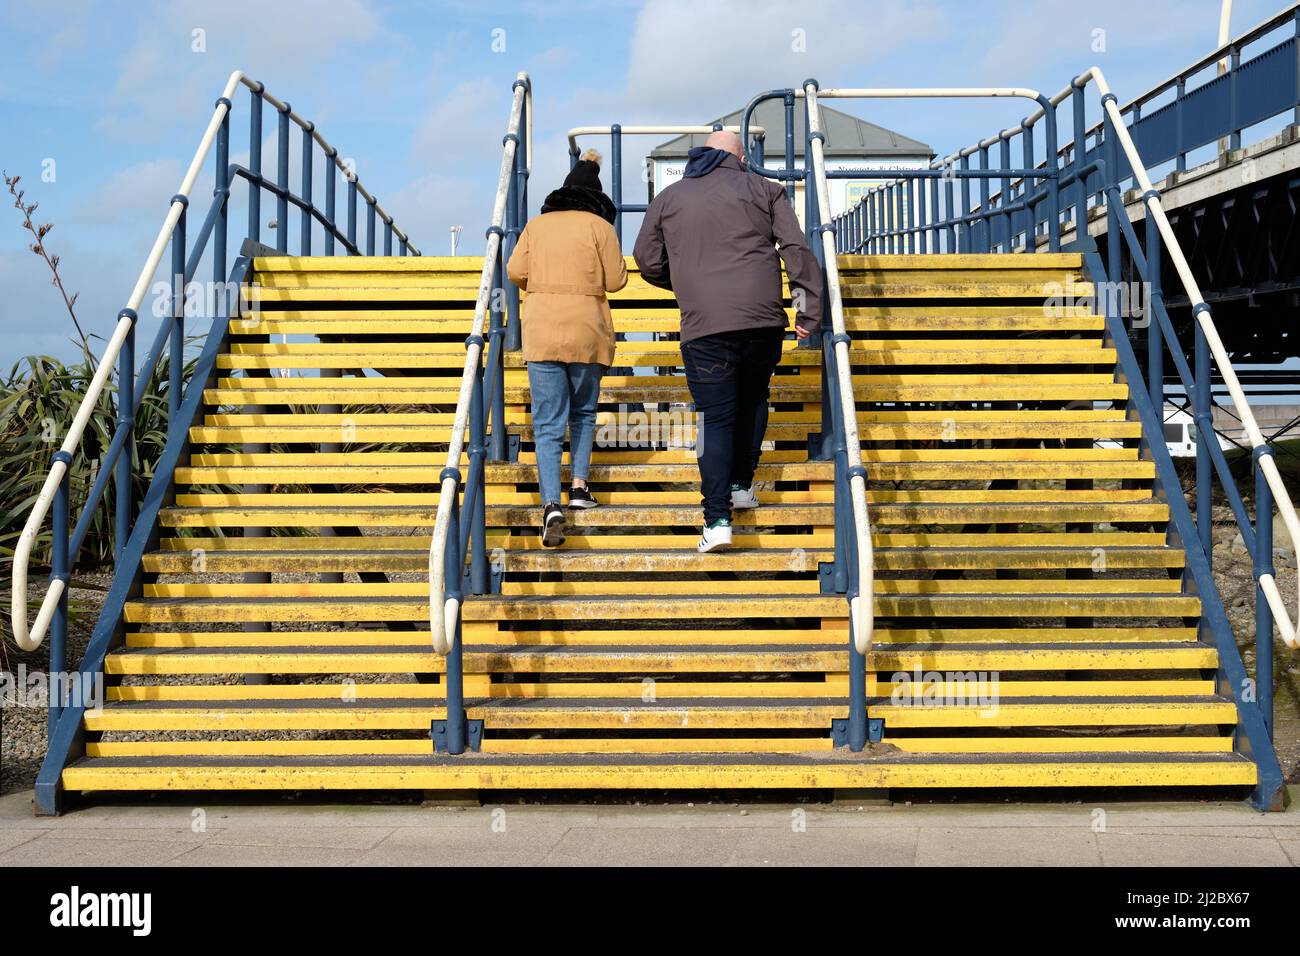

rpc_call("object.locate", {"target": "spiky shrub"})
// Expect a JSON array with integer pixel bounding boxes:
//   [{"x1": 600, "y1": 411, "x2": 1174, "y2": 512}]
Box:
[{"x1": 0, "y1": 351, "x2": 183, "y2": 576}]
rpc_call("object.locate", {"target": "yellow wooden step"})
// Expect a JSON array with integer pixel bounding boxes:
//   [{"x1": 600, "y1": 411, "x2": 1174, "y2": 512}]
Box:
[
  {"x1": 79, "y1": 735, "x2": 1236, "y2": 757},
  {"x1": 868, "y1": 644, "x2": 1215, "y2": 670},
  {"x1": 253, "y1": 255, "x2": 485, "y2": 272},
  {"x1": 105, "y1": 644, "x2": 849, "y2": 675},
  {"x1": 512, "y1": 345, "x2": 1116, "y2": 367},
  {"x1": 872, "y1": 699, "x2": 1235, "y2": 728},
  {"x1": 158, "y1": 502, "x2": 833, "y2": 529},
  {"x1": 455, "y1": 594, "x2": 1197, "y2": 622},
  {"x1": 83, "y1": 700, "x2": 845, "y2": 732},
  {"x1": 123, "y1": 627, "x2": 844, "y2": 648},
  {"x1": 155, "y1": 531, "x2": 1168, "y2": 555},
  {"x1": 844, "y1": 308, "x2": 1101, "y2": 332},
  {"x1": 478, "y1": 501, "x2": 1164, "y2": 529},
  {"x1": 204, "y1": 382, "x2": 1127, "y2": 405},
  {"x1": 60, "y1": 755, "x2": 1257, "y2": 793},
  {"x1": 835, "y1": 253, "x2": 1083, "y2": 270},
  {"x1": 83, "y1": 738, "x2": 839, "y2": 757},
  {"x1": 839, "y1": 280, "x2": 1093, "y2": 299},
  {"x1": 135, "y1": 544, "x2": 1161, "y2": 575},
  {"x1": 124, "y1": 594, "x2": 850, "y2": 624},
  {"x1": 235, "y1": 313, "x2": 477, "y2": 334}
]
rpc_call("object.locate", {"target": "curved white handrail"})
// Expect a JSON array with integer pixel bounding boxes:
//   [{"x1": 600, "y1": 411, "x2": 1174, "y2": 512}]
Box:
[
  {"x1": 565, "y1": 124, "x2": 766, "y2": 156},
  {"x1": 1082, "y1": 65, "x2": 1300, "y2": 649},
  {"x1": 428, "y1": 72, "x2": 531, "y2": 655},
  {"x1": 10, "y1": 69, "x2": 419, "y2": 652},
  {"x1": 823, "y1": 71, "x2": 1300, "y2": 651},
  {"x1": 803, "y1": 83, "x2": 875, "y2": 656}
]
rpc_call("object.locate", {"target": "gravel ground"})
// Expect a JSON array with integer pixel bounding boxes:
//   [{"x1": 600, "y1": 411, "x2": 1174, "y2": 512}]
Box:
[{"x1": 4, "y1": 500, "x2": 1299, "y2": 798}]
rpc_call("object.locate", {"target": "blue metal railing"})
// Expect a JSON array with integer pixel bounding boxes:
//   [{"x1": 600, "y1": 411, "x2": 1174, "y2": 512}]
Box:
[
  {"x1": 565, "y1": 123, "x2": 770, "y2": 243},
  {"x1": 428, "y1": 73, "x2": 531, "y2": 754},
  {"x1": 803, "y1": 66, "x2": 1293, "y2": 808},
  {"x1": 833, "y1": 4, "x2": 1300, "y2": 255},
  {"x1": 25, "y1": 72, "x2": 420, "y2": 814}
]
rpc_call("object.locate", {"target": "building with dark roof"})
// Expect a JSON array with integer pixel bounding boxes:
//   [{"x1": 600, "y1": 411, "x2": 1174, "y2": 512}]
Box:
[{"x1": 648, "y1": 101, "x2": 933, "y2": 223}]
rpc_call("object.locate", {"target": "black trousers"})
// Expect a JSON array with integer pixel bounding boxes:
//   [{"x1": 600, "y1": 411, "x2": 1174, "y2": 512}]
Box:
[{"x1": 680, "y1": 327, "x2": 785, "y2": 523}]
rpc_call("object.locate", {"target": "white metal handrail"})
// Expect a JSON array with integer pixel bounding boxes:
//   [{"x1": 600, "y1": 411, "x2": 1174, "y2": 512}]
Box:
[
  {"x1": 1082, "y1": 65, "x2": 1299, "y2": 649},
  {"x1": 803, "y1": 82, "x2": 875, "y2": 656},
  {"x1": 565, "y1": 124, "x2": 765, "y2": 155},
  {"x1": 10, "y1": 68, "x2": 419, "y2": 653},
  {"x1": 814, "y1": 73, "x2": 1300, "y2": 651},
  {"x1": 428, "y1": 72, "x2": 531, "y2": 655}
]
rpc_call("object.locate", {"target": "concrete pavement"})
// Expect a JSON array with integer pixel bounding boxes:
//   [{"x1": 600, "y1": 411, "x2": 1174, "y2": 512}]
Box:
[{"x1": 1, "y1": 790, "x2": 1297, "y2": 866}]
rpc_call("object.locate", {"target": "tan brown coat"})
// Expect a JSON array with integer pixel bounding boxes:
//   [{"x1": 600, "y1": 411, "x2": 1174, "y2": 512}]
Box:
[{"x1": 506, "y1": 209, "x2": 627, "y2": 366}]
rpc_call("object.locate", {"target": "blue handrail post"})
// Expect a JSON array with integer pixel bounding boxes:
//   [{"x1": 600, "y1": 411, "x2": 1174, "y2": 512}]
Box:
[
  {"x1": 1193, "y1": 303, "x2": 1214, "y2": 562},
  {"x1": 1145, "y1": 203, "x2": 1164, "y2": 412},
  {"x1": 169, "y1": 198, "x2": 187, "y2": 426},
  {"x1": 214, "y1": 101, "x2": 230, "y2": 283},
  {"x1": 1103, "y1": 106, "x2": 1122, "y2": 283},
  {"x1": 893, "y1": 182, "x2": 904, "y2": 254},
  {"x1": 466, "y1": 334, "x2": 489, "y2": 595},
  {"x1": 1229, "y1": 47, "x2": 1242, "y2": 152},
  {"x1": 977, "y1": 145, "x2": 990, "y2": 253},
  {"x1": 324, "y1": 149, "x2": 337, "y2": 256},
  {"x1": 366, "y1": 199, "x2": 377, "y2": 255},
  {"x1": 998, "y1": 136, "x2": 1012, "y2": 253},
  {"x1": 942, "y1": 171, "x2": 955, "y2": 253},
  {"x1": 383, "y1": 219, "x2": 393, "y2": 255},
  {"x1": 784, "y1": 91, "x2": 796, "y2": 203},
  {"x1": 1042, "y1": 102, "x2": 1061, "y2": 252},
  {"x1": 845, "y1": 463, "x2": 868, "y2": 752},
  {"x1": 958, "y1": 154, "x2": 971, "y2": 254},
  {"x1": 488, "y1": 229, "x2": 508, "y2": 461},
  {"x1": 905, "y1": 177, "x2": 917, "y2": 253},
  {"x1": 442, "y1": 484, "x2": 467, "y2": 754},
  {"x1": 802, "y1": 95, "x2": 814, "y2": 246},
  {"x1": 1254, "y1": 447, "x2": 1276, "y2": 742},
  {"x1": 516, "y1": 81, "x2": 529, "y2": 224},
  {"x1": 346, "y1": 175, "x2": 358, "y2": 252},
  {"x1": 611, "y1": 123, "x2": 623, "y2": 243},
  {"x1": 276, "y1": 103, "x2": 290, "y2": 254},
  {"x1": 1175, "y1": 77, "x2": 1187, "y2": 173},
  {"x1": 247, "y1": 85, "x2": 263, "y2": 244},
  {"x1": 503, "y1": 136, "x2": 522, "y2": 352},
  {"x1": 48, "y1": 454, "x2": 71, "y2": 739},
  {"x1": 114, "y1": 310, "x2": 136, "y2": 560},
  {"x1": 300, "y1": 124, "x2": 313, "y2": 255},
  {"x1": 1071, "y1": 83, "x2": 1088, "y2": 246}
]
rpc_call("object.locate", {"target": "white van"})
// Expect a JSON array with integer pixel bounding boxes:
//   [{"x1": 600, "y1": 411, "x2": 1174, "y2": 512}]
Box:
[{"x1": 1161, "y1": 408, "x2": 1198, "y2": 457}]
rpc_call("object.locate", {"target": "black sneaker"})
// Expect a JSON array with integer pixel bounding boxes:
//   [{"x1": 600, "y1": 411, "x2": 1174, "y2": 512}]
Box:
[
  {"x1": 568, "y1": 486, "x2": 599, "y2": 509},
  {"x1": 541, "y1": 502, "x2": 566, "y2": 548}
]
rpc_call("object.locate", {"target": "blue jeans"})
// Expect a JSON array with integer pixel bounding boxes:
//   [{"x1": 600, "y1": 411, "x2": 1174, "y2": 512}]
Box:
[
  {"x1": 681, "y1": 328, "x2": 785, "y2": 523},
  {"x1": 527, "y1": 361, "x2": 604, "y2": 505}
]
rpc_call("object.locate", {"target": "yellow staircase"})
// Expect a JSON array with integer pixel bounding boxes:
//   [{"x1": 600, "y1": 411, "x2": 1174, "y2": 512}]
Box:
[{"x1": 60, "y1": 252, "x2": 1257, "y2": 797}]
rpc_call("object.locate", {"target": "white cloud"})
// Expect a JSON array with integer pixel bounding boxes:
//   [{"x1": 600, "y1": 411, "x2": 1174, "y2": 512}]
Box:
[
  {"x1": 605, "y1": 0, "x2": 945, "y2": 121},
  {"x1": 94, "y1": 0, "x2": 385, "y2": 139},
  {"x1": 76, "y1": 158, "x2": 186, "y2": 225}
]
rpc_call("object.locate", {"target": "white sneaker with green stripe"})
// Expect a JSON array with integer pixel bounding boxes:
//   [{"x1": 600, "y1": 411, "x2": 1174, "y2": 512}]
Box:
[{"x1": 697, "y1": 517, "x2": 733, "y2": 553}]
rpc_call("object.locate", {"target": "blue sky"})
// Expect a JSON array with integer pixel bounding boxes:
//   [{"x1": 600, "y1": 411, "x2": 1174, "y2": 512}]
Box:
[{"x1": 0, "y1": 0, "x2": 1287, "y2": 366}]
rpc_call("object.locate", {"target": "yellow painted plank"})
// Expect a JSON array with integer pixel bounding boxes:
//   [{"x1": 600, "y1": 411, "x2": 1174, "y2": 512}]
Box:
[
  {"x1": 886, "y1": 736, "x2": 1234, "y2": 754},
  {"x1": 835, "y1": 253, "x2": 1083, "y2": 270},
  {"x1": 61, "y1": 759, "x2": 1257, "y2": 792},
  {"x1": 869, "y1": 646, "x2": 1216, "y2": 670},
  {"x1": 873, "y1": 700, "x2": 1235, "y2": 728},
  {"x1": 85, "y1": 738, "x2": 839, "y2": 757}
]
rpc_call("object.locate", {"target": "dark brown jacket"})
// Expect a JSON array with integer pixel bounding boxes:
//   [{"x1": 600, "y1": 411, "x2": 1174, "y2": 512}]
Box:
[{"x1": 632, "y1": 153, "x2": 823, "y2": 342}]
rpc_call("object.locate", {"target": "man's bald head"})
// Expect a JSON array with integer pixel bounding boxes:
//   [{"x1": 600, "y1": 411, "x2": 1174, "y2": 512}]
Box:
[{"x1": 705, "y1": 130, "x2": 744, "y2": 160}]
